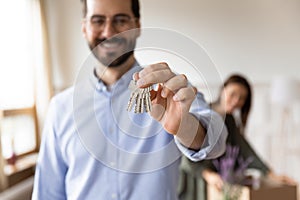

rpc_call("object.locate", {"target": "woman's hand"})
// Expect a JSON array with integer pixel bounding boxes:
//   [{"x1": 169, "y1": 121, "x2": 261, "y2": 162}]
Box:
[
  {"x1": 267, "y1": 171, "x2": 297, "y2": 185},
  {"x1": 202, "y1": 169, "x2": 224, "y2": 191}
]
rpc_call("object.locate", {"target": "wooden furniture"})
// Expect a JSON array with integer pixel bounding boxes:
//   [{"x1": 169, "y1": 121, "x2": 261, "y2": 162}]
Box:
[{"x1": 207, "y1": 178, "x2": 298, "y2": 200}]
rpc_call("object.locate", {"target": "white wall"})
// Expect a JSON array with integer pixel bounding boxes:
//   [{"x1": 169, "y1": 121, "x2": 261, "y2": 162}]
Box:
[
  {"x1": 43, "y1": 0, "x2": 89, "y2": 91},
  {"x1": 44, "y1": 0, "x2": 300, "y2": 187},
  {"x1": 44, "y1": 0, "x2": 300, "y2": 90},
  {"x1": 142, "y1": 0, "x2": 300, "y2": 83}
]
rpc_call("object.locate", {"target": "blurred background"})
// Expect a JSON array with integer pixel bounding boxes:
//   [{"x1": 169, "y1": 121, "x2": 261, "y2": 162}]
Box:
[{"x1": 0, "y1": 0, "x2": 299, "y2": 199}]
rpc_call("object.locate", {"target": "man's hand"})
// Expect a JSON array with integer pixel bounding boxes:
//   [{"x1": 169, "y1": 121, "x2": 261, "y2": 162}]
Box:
[
  {"x1": 134, "y1": 62, "x2": 196, "y2": 134},
  {"x1": 134, "y1": 62, "x2": 205, "y2": 150}
]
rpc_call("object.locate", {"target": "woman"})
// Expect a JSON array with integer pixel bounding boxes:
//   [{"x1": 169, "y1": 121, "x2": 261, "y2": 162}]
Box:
[
  {"x1": 211, "y1": 74, "x2": 251, "y2": 136},
  {"x1": 178, "y1": 74, "x2": 295, "y2": 200}
]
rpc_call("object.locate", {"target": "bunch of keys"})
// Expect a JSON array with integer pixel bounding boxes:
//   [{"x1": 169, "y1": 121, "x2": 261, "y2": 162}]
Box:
[{"x1": 127, "y1": 79, "x2": 153, "y2": 113}]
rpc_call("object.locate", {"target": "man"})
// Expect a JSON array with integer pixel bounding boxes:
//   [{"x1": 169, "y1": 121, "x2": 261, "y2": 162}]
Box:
[{"x1": 32, "y1": 0, "x2": 227, "y2": 199}]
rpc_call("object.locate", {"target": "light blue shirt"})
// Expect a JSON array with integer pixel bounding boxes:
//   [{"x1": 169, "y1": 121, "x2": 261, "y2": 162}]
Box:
[{"x1": 32, "y1": 63, "x2": 227, "y2": 200}]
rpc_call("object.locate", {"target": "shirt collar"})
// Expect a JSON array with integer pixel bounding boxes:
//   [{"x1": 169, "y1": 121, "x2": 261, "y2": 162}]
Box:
[{"x1": 90, "y1": 61, "x2": 142, "y2": 92}]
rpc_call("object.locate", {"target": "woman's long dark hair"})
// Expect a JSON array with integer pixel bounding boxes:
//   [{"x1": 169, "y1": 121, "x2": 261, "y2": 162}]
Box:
[{"x1": 218, "y1": 74, "x2": 252, "y2": 127}]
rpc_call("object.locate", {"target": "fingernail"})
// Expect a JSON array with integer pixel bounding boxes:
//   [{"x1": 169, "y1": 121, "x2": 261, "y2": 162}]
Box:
[
  {"x1": 133, "y1": 73, "x2": 139, "y2": 81},
  {"x1": 161, "y1": 90, "x2": 166, "y2": 98},
  {"x1": 137, "y1": 79, "x2": 145, "y2": 87},
  {"x1": 138, "y1": 70, "x2": 144, "y2": 77},
  {"x1": 173, "y1": 95, "x2": 179, "y2": 101}
]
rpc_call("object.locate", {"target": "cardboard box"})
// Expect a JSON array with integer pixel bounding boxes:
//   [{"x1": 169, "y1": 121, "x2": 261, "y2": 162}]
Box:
[{"x1": 207, "y1": 178, "x2": 298, "y2": 200}]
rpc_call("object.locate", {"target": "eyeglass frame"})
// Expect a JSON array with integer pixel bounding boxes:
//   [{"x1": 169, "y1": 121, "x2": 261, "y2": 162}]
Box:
[{"x1": 84, "y1": 13, "x2": 138, "y2": 32}]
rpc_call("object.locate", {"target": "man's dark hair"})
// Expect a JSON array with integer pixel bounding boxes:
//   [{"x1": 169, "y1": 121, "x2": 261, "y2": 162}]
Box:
[{"x1": 80, "y1": 0, "x2": 140, "y2": 18}]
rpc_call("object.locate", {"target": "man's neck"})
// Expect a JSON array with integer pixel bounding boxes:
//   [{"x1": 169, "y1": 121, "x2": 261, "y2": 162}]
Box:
[{"x1": 95, "y1": 55, "x2": 136, "y2": 86}]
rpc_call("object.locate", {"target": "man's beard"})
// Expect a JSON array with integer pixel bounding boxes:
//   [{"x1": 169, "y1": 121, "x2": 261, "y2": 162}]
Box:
[
  {"x1": 89, "y1": 37, "x2": 136, "y2": 67},
  {"x1": 99, "y1": 50, "x2": 134, "y2": 67}
]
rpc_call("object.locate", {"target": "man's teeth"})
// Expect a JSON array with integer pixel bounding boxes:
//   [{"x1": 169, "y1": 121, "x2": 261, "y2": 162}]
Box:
[{"x1": 103, "y1": 42, "x2": 119, "y2": 48}]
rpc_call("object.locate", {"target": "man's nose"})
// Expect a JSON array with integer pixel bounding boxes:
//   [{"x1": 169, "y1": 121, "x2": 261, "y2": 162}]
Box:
[{"x1": 101, "y1": 20, "x2": 117, "y2": 39}]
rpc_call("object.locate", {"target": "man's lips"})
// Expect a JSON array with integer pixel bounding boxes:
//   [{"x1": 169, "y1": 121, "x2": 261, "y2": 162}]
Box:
[{"x1": 96, "y1": 37, "x2": 125, "y2": 50}]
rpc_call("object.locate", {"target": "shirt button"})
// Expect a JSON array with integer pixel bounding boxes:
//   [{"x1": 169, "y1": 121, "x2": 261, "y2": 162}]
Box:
[
  {"x1": 110, "y1": 162, "x2": 116, "y2": 167},
  {"x1": 111, "y1": 193, "x2": 117, "y2": 199},
  {"x1": 96, "y1": 84, "x2": 101, "y2": 91}
]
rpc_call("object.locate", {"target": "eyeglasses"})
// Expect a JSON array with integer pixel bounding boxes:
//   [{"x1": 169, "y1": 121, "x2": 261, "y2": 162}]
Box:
[{"x1": 87, "y1": 14, "x2": 136, "y2": 32}]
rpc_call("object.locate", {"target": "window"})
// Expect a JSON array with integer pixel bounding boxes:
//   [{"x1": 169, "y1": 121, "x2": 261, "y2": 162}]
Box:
[
  {"x1": 1, "y1": 108, "x2": 38, "y2": 160},
  {"x1": 0, "y1": 1, "x2": 40, "y2": 168},
  {"x1": 0, "y1": 0, "x2": 52, "y2": 189},
  {"x1": 0, "y1": 1, "x2": 35, "y2": 110}
]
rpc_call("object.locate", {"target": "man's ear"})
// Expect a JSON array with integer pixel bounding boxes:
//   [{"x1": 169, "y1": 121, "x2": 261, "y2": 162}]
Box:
[
  {"x1": 81, "y1": 19, "x2": 87, "y2": 38},
  {"x1": 135, "y1": 19, "x2": 141, "y2": 37}
]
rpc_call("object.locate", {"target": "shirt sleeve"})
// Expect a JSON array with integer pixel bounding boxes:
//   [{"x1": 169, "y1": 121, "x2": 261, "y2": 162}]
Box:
[
  {"x1": 174, "y1": 92, "x2": 228, "y2": 162},
  {"x1": 32, "y1": 98, "x2": 68, "y2": 200}
]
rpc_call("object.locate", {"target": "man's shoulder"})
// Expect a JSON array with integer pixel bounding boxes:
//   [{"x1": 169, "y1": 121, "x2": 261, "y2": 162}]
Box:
[
  {"x1": 51, "y1": 86, "x2": 75, "y2": 106},
  {"x1": 50, "y1": 79, "x2": 95, "y2": 113},
  {"x1": 56, "y1": 86, "x2": 75, "y2": 96}
]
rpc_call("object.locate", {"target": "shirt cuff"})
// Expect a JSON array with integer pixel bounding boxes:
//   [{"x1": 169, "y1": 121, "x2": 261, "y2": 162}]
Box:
[{"x1": 175, "y1": 111, "x2": 227, "y2": 162}]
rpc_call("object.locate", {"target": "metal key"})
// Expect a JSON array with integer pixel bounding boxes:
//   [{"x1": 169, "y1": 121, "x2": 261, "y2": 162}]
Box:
[
  {"x1": 127, "y1": 80, "x2": 152, "y2": 113},
  {"x1": 145, "y1": 87, "x2": 152, "y2": 112}
]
